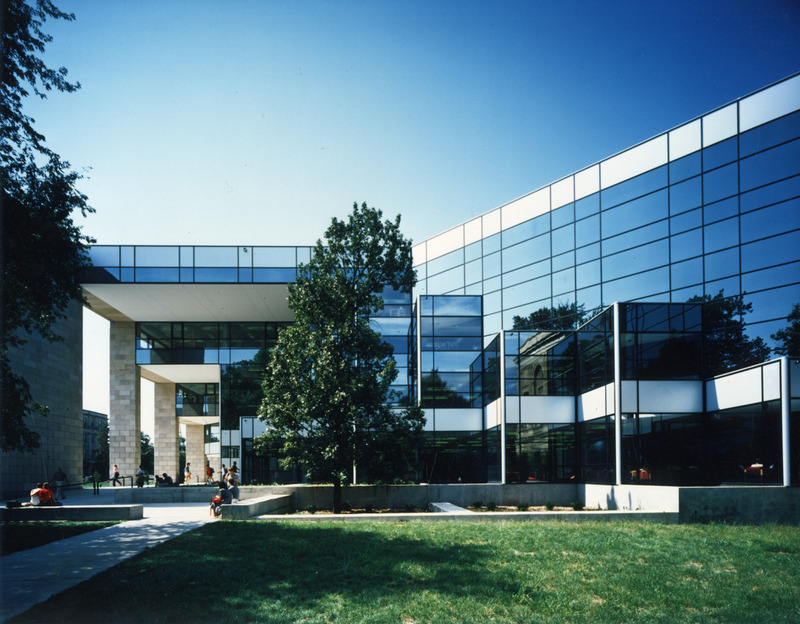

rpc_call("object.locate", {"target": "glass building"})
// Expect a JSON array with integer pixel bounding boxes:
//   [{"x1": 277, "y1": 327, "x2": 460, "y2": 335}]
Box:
[{"x1": 79, "y1": 73, "x2": 800, "y2": 488}]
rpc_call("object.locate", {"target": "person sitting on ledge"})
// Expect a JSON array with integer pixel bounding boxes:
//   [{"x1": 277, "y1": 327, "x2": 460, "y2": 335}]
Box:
[{"x1": 155, "y1": 473, "x2": 174, "y2": 486}]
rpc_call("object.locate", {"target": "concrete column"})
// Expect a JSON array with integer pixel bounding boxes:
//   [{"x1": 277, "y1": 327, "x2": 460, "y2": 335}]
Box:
[
  {"x1": 184, "y1": 424, "x2": 205, "y2": 485},
  {"x1": 109, "y1": 321, "x2": 140, "y2": 479},
  {"x1": 154, "y1": 383, "x2": 179, "y2": 481}
]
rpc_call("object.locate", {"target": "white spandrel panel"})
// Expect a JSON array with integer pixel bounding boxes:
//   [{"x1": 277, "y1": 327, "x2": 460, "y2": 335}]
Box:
[
  {"x1": 740, "y1": 74, "x2": 800, "y2": 132},
  {"x1": 578, "y1": 384, "x2": 611, "y2": 421},
  {"x1": 575, "y1": 165, "x2": 600, "y2": 200},
  {"x1": 412, "y1": 242, "x2": 427, "y2": 266},
  {"x1": 519, "y1": 396, "x2": 575, "y2": 424},
  {"x1": 601, "y1": 135, "x2": 668, "y2": 189},
  {"x1": 502, "y1": 188, "x2": 550, "y2": 231},
  {"x1": 636, "y1": 380, "x2": 704, "y2": 413},
  {"x1": 669, "y1": 119, "x2": 701, "y2": 161},
  {"x1": 425, "y1": 226, "x2": 464, "y2": 262},
  {"x1": 486, "y1": 398, "x2": 502, "y2": 429},
  {"x1": 706, "y1": 366, "x2": 763, "y2": 411},
  {"x1": 423, "y1": 408, "x2": 435, "y2": 432},
  {"x1": 762, "y1": 360, "x2": 782, "y2": 402},
  {"x1": 551, "y1": 176, "x2": 574, "y2": 210},
  {"x1": 504, "y1": 397, "x2": 519, "y2": 424},
  {"x1": 464, "y1": 217, "x2": 483, "y2": 246},
  {"x1": 483, "y1": 208, "x2": 502, "y2": 237},
  {"x1": 434, "y1": 408, "x2": 483, "y2": 431},
  {"x1": 703, "y1": 103, "x2": 738, "y2": 147}
]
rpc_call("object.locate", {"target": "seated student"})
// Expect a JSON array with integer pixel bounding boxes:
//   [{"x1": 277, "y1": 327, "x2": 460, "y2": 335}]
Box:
[
  {"x1": 29, "y1": 483, "x2": 44, "y2": 506},
  {"x1": 227, "y1": 478, "x2": 240, "y2": 503},
  {"x1": 37, "y1": 482, "x2": 57, "y2": 506},
  {"x1": 155, "y1": 473, "x2": 174, "y2": 487},
  {"x1": 210, "y1": 485, "x2": 233, "y2": 517}
]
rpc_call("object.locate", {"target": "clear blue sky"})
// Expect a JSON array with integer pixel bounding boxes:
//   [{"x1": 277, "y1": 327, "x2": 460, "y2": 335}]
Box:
[{"x1": 28, "y1": 0, "x2": 800, "y2": 249}]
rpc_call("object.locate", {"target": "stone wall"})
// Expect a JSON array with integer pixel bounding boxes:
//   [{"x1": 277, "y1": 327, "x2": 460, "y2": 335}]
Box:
[{"x1": 1, "y1": 302, "x2": 84, "y2": 500}]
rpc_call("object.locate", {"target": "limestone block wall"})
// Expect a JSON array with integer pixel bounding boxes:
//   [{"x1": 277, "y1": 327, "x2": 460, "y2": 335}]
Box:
[
  {"x1": 1, "y1": 302, "x2": 84, "y2": 499},
  {"x1": 109, "y1": 321, "x2": 141, "y2": 478},
  {"x1": 184, "y1": 423, "x2": 205, "y2": 484},
  {"x1": 154, "y1": 383, "x2": 178, "y2": 480}
]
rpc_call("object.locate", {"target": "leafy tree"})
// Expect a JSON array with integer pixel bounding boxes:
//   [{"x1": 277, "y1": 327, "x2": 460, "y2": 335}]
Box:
[
  {"x1": 94, "y1": 420, "x2": 109, "y2": 479},
  {"x1": 771, "y1": 303, "x2": 800, "y2": 357},
  {"x1": 2, "y1": 0, "x2": 94, "y2": 451},
  {"x1": 512, "y1": 302, "x2": 587, "y2": 331},
  {"x1": 688, "y1": 291, "x2": 771, "y2": 376},
  {"x1": 257, "y1": 203, "x2": 424, "y2": 512},
  {"x1": 140, "y1": 432, "x2": 154, "y2": 475}
]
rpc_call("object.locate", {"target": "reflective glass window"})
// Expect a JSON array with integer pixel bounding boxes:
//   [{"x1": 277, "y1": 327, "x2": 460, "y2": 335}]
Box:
[
  {"x1": 601, "y1": 189, "x2": 668, "y2": 238},
  {"x1": 740, "y1": 109, "x2": 800, "y2": 157},
  {"x1": 465, "y1": 241, "x2": 482, "y2": 262},
  {"x1": 576, "y1": 243, "x2": 600, "y2": 264},
  {"x1": 503, "y1": 259, "x2": 549, "y2": 288},
  {"x1": 502, "y1": 214, "x2": 549, "y2": 248},
  {"x1": 89, "y1": 246, "x2": 120, "y2": 267},
  {"x1": 136, "y1": 268, "x2": 179, "y2": 282},
  {"x1": 552, "y1": 267, "x2": 575, "y2": 296},
  {"x1": 552, "y1": 251, "x2": 574, "y2": 272},
  {"x1": 669, "y1": 152, "x2": 701, "y2": 183},
  {"x1": 704, "y1": 217, "x2": 739, "y2": 253},
  {"x1": 427, "y1": 248, "x2": 464, "y2": 277},
  {"x1": 670, "y1": 208, "x2": 701, "y2": 234},
  {"x1": 740, "y1": 138, "x2": 800, "y2": 192},
  {"x1": 741, "y1": 198, "x2": 800, "y2": 243},
  {"x1": 502, "y1": 235, "x2": 550, "y2": 272},
  {"x1": 432, "y1": 316, "x2": 482, "y2": 336},
  {"x1": 503, "y1": 276, "x2": 551, "y2": 310},
  {"x1": 252, "y1": 268, "x2": 297, "y2": 283},
  {"x1": 575, "y1": 214, "x2": 600, "y2": 248},
  {"x1": 601, "y1": 165, "x2": 667, "y2": 209},
  {"x1": 741, "y1": 229, "x2": 800, "y2": 272},
  {"x1": 136, "y1": 247, "x2": 179, "y2": 267},
  {"x1": 369, "y1": 317, "x2": 411, "y2": 336},
  {"x1": 431, "y1": 351, "x2": 484, "y2": 370},
  {"x1": 483, "y1": 251, "x2": 501, "y2": 278},
  {"x1": 465, "y1": 259, "x2": 481, "y2": 285},
  {"x1": 427, "y1": 266, "x2": 464, "y2": 294},
  {"x1": 703, "y1": 136, "x2": 738, "y2": 172},
  {"x1": 669, "y1": 176, "x2": 702, "y2": 215},
  {"x1": 671, "y1": 257, "x2": 703, "y2": 290},
  {"x1": 603, "y1": 221, "x2": 668, "y2": 257},
  {"x1": 483, "y1": 275, "x2": 501, "y2": 293},
  {"x1": 703, "y1": 163, "x2": 738, "y2": 204},
  {"x1": 577, "y1": 285, "x2": 601, "y2": 311},
  {"x1": 603, "y1": 267, "x2": 669, "y2": 303},
  {"x1": 704, "y1": 197, "x2": 738, "y2": 225},
  {"x1": 575, "y1": 193, "x2": 600, "y2": 220},
  {"x1": 576, "y1": 260, "x2": 601, "y2": 290},
  {"x1": 252, "y1": 247, "x2": 297, "y2": 267},
  {"x1": 704, "y1": 247, "x2": 739, "y2": 281},
  {"x1": 742, "y1": 261, "x2": 800, "y2": 295},
  {"x1": 434, "y1": 296, "x2": 482, "y2": 316},
  {"x1": 194, "y1": 247, "x2": 238, "y2": 267},
  {"x1": 180, "y1": 246, "x2": 193, "y2": 267},
  {"x1": 602, "y1": 239, "x2": 669, "y2": 282},
  {"x1": 484, "y1": 233, "x2": 501, "y2": 254},
  {"x1": 740, "y1": 174, "x2": 800, "y2": 214},
  {"x1": 484, "y1": 290, "x2": 501, "y2": 314},
  {"x1": 551, "y1": 203, "x2": 574, "y2": 229},
  {"x1": 121, "y1": 247, "x2": 134, "y2": 266},
  {"x1": 551, "y1": 224, "x2": 574, "y2": 256}
]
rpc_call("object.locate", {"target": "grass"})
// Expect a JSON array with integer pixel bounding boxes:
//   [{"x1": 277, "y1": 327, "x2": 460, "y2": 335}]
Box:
[
  {"x1": 7, "y1": 520, "x2": 800, "y2": 623},
  {"x1": 1, "y1": 521, "x2": 119, "y2": 556}
]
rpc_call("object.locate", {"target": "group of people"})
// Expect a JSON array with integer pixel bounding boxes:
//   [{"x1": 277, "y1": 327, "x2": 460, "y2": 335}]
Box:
[
  {"x1": 28, "y1": 482, "x2": 60, "y2": 506},
  {"x1": 209, "y1": 462, "x2": 240, "y2": 517}
]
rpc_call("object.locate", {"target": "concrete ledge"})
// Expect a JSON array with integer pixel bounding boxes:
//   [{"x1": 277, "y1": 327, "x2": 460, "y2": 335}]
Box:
[
  {"x1": 429, "y1": 502, "x2": 473, "y2": 514},
  {"x1": 221, "y1": 494, "x2": 292, "y2": 519},
  {"x1": 0, "y1": 504, "x2": 143, "y2": 521}
]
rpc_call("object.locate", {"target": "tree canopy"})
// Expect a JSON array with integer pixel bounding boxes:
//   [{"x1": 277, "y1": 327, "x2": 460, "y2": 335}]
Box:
[
  {"x1": 512, "y1": 302, "x2": 587, "y2": 331},
  {"x1": 2, "y1": 0, "x2": 94, "y2": 452},
  {"x1": 257, "y1": 203, "x2": 424, "y2": 511},
  {"x1": 771, "y1": 303, "x2": 800, "y2": 357}
]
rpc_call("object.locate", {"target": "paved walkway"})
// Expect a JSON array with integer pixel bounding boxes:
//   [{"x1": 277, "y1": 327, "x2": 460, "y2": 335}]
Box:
[{"x1": 0, "y1": 487, "x2": 214, "y2": 623}]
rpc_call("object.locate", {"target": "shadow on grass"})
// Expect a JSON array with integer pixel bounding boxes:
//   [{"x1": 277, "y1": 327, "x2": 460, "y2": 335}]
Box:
[{"x1": 7, "y1": 521, "x2": 502, "y2": 624}]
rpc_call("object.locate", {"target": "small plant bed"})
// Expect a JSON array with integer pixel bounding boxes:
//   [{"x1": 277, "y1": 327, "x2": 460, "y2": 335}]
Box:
[
  {"x1": 469, "y1": 503, "x2": 594, "y2": 512},
  {"x1": 1, "y1": 521, "x2": 119, "y2": 556}
]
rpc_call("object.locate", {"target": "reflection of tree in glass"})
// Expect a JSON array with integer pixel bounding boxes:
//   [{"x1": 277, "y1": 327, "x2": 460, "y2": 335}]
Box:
[
  {"x1": 421, "y1": 369, "x2": 471, "y2": 408},
  {"x1": 222, "y1": 348, "x2": 269, "y2": 428},
  {"x1": 688, "y1": 291, "x2": 770, "y2": 376},
  {"x1": 771, "y1": 303, "x2": 800, "y2": 357},
  {"x1": 512, "y1": 302, "x2": 588, "y2": 331}
]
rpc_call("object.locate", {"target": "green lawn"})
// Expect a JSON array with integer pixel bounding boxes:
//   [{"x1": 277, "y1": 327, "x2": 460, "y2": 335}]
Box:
[
  {"x1": 7, "y1": 520, "x2": 800, "y2": 623},
  {"x1": 1, "y1": 521, "x2": 119, "y2": 556}
]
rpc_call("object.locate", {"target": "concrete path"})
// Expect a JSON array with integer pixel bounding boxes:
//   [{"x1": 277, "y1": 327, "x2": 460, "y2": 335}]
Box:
[{"x1": 0, "y1": 487, "x2": 215, "y2": 623}]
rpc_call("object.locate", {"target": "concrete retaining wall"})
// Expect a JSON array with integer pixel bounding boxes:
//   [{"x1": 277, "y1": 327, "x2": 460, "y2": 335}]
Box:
[
  {"x1": 583, "y1": 484, "x2": 681, "y2": 512},
  {"x1": 679, "y1": 487, "x2": 800, "y2": 524},
  {"x1": 221, "y1": 494, "x2": 292, "y2": 519},
  {"x1": 0, "y1": 504, "x2": 143, "y2": 521}
]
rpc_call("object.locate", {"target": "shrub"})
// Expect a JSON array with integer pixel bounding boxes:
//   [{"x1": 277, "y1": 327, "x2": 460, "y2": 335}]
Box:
[
  {"x1": 472, "y1": 501, "x2": 483, "y2": 509},
  {"x1": 517, "y1": 504, "x2": 528, "y2": 511},
  {"x1": 571, "y1": 501, "x2": 584, "y2": 511},
  {"x1": 545, "y1": 502, "x2": 554, "y2": 511},
  {"x1": 486, "y1": 502, "x2": 497, "y2": 511},
  {"x1": 364, "y1": 504, "x2": 374, "y2": 513},
  {"x1": 305, "y1": 505, "x2": 317, "y2": 514}
]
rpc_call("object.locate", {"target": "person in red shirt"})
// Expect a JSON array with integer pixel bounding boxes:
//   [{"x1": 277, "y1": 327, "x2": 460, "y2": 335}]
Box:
[{"x1": 31, "y1": 483, "x2": 56, "y2": 506}]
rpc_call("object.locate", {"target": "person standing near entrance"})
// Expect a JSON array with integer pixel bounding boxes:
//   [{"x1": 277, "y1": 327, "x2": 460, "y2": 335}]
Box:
[
  {"x1": 184, "y1": 462, "x2": 192, "y2": 485},
  {"x1": 52, "y1": 467, "x2": 68, "y2": 500},
  {"x1": 111, "y1": 464, "x2": 121, "y2": 487}
]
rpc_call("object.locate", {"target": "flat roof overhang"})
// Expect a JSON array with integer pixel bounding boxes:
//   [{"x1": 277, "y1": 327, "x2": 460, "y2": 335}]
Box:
[{"x1": 81, "y1": 283, "x2": 294, "y2": 323}]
